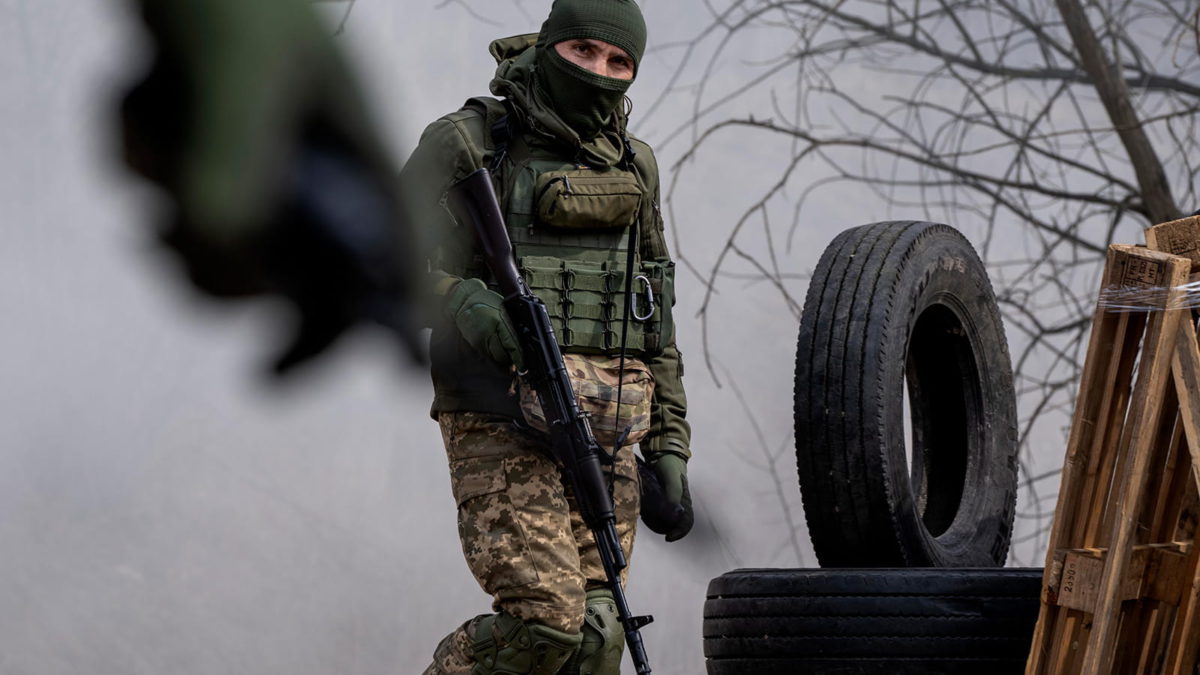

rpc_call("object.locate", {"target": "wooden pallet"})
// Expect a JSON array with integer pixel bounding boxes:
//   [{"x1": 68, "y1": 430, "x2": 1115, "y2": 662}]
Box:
[{"x1": 1026, "y1": 238, "x2": 1200, "y2": 675}]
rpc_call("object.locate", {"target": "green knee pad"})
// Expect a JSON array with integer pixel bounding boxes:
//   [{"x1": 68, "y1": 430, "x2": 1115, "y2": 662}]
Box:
[
  {"x1": 470, "y1": 612, "x2": 582, "y2": 675},
  {"x1": 561, "y1": 589, "x2": 625, "y2": 675}
]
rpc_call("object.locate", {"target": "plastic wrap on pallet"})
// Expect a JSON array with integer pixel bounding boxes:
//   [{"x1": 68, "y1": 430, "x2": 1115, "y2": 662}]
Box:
[{"x1": 1097, "y1": 280, "x2": 1200, "y2": 312}]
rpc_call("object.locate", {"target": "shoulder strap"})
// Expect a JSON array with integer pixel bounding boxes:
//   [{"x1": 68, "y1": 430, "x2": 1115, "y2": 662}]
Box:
[
  {"x1": 461, "y1": 96, "x2": 515, "y2": 170},
  {"x1": 457, "y1": 97, "x2": 522, "y2": 281},
  {"x1": 489, "y1": 101, "x2": 517, "y2": 172}
]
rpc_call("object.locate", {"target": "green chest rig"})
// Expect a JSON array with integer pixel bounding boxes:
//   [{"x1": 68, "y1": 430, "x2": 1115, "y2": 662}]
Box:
[{"x1": 468, "y1": 97, "x2": 674, "y2": 358}]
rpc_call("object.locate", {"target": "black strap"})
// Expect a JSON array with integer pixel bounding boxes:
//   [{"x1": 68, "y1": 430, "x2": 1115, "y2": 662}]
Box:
[
  {"x1": 488, "y1": 99, "x2": 517, "y2": 172},
  {"x1": 607, "y1": 220, "x2": 639, "y2": 491},
  {"x1": 620, "y1": 134, "x2": 637, "y2": 170}
]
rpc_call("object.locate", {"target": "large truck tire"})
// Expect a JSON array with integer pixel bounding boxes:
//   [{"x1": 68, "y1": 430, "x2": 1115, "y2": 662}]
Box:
[
  {"x1": 704, "y1": 567, "x2": 1042, "y2": 674},
  {"x1": 794, "y1": 221, "x2": 1018, "y2": 567}
]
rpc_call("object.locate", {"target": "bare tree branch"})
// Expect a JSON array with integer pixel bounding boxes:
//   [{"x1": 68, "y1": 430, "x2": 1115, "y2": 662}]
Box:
[{"x1": 656, "y1": 0, "x2": 1197, "y2": 562}]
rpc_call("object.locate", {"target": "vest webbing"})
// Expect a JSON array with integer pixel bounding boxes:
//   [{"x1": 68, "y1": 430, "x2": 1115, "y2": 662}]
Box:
[{"x1": 461, "y1": 96, "x2": 673, "y2": 357}]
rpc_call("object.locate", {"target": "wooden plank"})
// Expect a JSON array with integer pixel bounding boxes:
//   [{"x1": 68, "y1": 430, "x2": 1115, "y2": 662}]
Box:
[
  {"x1": 1171, "y1": 314, "x2": 1200, "y2": 493},
  {"x1": 1028, "y1": 247, "x2": 1139, "y2": 675},
  {"x1": 1052, "y1": 544, "x2": 1188, "y2": 611},
  {"x1": 1056, "y1": 550, "x2": 1104, "y2": 612},
  {"x1": 1047, "y1": 612, "x2": 1084, "y2": 675},
  {"x1": 1046, "y1": 277, "x2": 1138, "y2": 588},
  {"x1": 1083, "y1": 314, "x2": 1143, "y2": 547},
  {"x1": 1030, "y1": 255, "x2": 1129, "y2": 674},
  {"x1": 1029, "y1": 247, "x2": 1162, "y2": 674},
  {"x1": 1133, "y1": 603, "x2": 1173, "y2": 674},
  {"x1": 1064, "y1": 542, "x2": 1189, "y2": 558},
  {"x1": 1056, "y1": 547, "x2": 1146, "y2": 611},
  {"x1": 1161, "y1": 260, "x2": 1200, "y2": 671},
  {"x1": 1162, "y1": 480, "x2": 1200, "y2": 674},
  {"x1": 1061, "y1": 313, "x2": 1132, "y2": 550},
  {"x1": 1146, "y1": 215, "x2": 1200, "y2": 269},
  {"x1": 1162, "y1": 541, "x2": 1200, "y2": 674},
  {"x1": 1081, "y1": 247, "x2": 1191, "y2": 673},
  {"x1": 1147, "y1": 547, "x2": 1193, "y2": 604},
  {"x1": 1145, "y1": 407, "x2": 1185, "y2": 547},
  {"x1": 1119, "y1": 599, "x2": 1168, "y2": 674}
]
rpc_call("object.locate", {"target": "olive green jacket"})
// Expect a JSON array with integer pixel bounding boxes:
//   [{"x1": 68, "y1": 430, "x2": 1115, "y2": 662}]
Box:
[{"x1": 401, "y1": 34, "x2": 690, "y2": 459}]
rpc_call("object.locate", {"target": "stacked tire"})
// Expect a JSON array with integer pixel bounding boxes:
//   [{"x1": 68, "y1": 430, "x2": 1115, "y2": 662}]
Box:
[
  {"x1": 704, "y1": 222, "x2": 1037, "y2": 674},
  {"x1": 705, "y1": 568, "x2": 1041, "y2": 675}
]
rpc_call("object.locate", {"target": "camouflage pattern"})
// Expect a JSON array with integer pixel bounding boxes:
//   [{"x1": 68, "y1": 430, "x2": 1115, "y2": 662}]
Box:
[
  {"x1": 425, "y1": 616, "x2": 480, "y2": 675},
  {"x1": 426, "y1": 411, "x2": 640, "y2": 672},
  {"x1": 519, "y1": 354, "x2": 655, "y2": 449}
]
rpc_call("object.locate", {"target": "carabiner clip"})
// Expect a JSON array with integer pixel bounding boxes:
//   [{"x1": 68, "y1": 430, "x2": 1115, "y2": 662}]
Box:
[{"x1": 631, "y1": 275, "x2": 656, "y2": 321}]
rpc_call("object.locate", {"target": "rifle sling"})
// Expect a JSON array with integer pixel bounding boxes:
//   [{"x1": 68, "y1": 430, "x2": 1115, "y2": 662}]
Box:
[{"x1": 609, "y1": 219, "x2": 639, "y2": 491}]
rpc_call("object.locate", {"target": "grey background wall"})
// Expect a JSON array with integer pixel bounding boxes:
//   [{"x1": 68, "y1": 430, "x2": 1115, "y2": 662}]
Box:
[{"x1": 1, "y1": 1, "x2": 1060, "y2": 673}]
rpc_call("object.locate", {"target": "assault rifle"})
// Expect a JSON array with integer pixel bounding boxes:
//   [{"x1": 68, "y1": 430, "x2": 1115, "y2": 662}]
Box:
[{"x1": 446, "y1": 168, "x2": 654, "y2": 674}]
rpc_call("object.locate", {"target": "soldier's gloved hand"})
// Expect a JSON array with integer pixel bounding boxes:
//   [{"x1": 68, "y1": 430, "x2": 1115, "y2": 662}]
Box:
[
  {"x1": 121, "y1": 0, "x2": 419, "y2": 373},
  {"x1": 445, "y1": 279, "x2": 524, "y2": 370},
  {"x1": 638, "y1": 452, "x2": 694, "y2": 542}
]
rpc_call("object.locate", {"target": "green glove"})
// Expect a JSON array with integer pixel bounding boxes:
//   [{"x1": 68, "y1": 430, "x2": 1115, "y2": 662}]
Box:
[
  {"x1": 639, "y1": 451, "x2": 694, "y2": 542},
  {"x1": 122, "y1": 0, "x2": 419, "y2": 373},
  {"x1": 126, "y1": 0, "x2": 383, "y2": 244},
  {"x1": 445, "y1": 279, "x2": 524, "y2": 370}
]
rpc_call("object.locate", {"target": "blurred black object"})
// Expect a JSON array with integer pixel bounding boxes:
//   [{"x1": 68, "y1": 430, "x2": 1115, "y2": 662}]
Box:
[{"x1": 120, "y1": 17, "x2": 422, "y2": 374}]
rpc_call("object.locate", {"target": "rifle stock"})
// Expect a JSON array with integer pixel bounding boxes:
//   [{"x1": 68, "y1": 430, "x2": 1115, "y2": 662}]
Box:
[{"x1": 445, "y1": 168, "x2": 654, "y2": 674}]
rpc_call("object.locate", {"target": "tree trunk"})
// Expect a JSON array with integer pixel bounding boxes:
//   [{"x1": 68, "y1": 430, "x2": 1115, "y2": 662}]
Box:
[{"x1": 1055, "y1": 0, "x2": 1181, "y2": 225}]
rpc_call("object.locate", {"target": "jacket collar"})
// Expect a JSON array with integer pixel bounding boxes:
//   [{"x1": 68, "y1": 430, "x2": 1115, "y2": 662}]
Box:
[{"x1": 488, "y1": 33, "x2": 628, "y2": 168}]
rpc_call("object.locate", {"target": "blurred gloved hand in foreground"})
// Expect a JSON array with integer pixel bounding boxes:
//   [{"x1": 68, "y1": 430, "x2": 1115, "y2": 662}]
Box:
[{"x1": 122, "y1": 0, "x2": 420, "y2": 373}]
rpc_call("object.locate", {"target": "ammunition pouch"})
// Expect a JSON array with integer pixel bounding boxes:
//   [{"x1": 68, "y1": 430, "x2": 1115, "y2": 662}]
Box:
[
  {"x1": 517, "y1": 255, "x2": 674, "y2": 357},
  {"x1": 534, "y1": 169, "x2": 641, "y2": 230},
  {"x1": 637, "y1": 258, "x2": 676, "y2": 350},
  {"x1": 518, "y1": 353, "x2": 655, "y2": 449}
]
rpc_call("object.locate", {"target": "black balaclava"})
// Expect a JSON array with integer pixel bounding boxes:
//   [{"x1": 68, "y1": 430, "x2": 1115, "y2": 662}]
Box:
[{"x1": 533, "y1": 0, "x2": 647, "y2": 141}]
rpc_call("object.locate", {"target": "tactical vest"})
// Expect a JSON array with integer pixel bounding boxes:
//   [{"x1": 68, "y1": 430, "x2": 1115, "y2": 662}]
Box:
[{"x1": 466, "y1": 97, "x2": 675, "y2": 357}]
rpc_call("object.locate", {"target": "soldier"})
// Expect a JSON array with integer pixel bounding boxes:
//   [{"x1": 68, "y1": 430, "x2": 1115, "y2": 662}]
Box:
[{"x1": 401, "y1": 1, "x2": 693, "y2": 673}]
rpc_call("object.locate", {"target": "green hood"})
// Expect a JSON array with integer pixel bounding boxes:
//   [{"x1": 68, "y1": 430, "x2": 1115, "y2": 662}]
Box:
[{"x1": 488, "y1": 33, "x2": 629, "y2": 168}]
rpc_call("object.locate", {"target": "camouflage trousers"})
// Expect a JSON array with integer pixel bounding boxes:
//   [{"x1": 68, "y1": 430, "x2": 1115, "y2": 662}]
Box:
[{"x1": 423, "y1": 411, "x2": 641, "y2": 674}]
